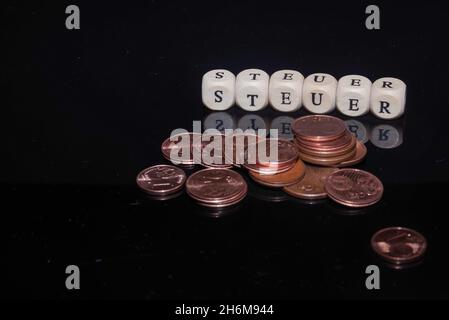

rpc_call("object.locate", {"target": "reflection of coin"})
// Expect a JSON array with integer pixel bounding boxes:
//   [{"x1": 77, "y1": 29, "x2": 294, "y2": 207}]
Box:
[
  {"x1": 186, "y1": 168, "x2": 247, "y2": 207},
  {"x1": 324, "y1": 169, "x2": 383, "y2": 207},
  {"x1": 371, "y1": 227, "x2": 427, "y2": 265},
  {"x1": 136, "y1": 165, "x2": 186, "y2": 196},
  {"x1": 283, "y1": 166, "x2": 338, "y2": 200}
]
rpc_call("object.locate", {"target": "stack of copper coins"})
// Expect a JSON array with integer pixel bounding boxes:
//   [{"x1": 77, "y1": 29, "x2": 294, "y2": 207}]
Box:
[{"x1": 292, "y1": 115, "x2": 366, "y2": 167}]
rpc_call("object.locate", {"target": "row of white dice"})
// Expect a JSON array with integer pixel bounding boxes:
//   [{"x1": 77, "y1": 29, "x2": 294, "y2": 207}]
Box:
[{"x1": 202, "y1": 69, "x2": 406, "y2": 120}]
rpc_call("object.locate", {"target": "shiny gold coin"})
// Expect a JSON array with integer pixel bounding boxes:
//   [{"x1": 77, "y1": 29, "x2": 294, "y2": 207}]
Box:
[
  {"x1": 283, "y1": 166, "x2": 339, "y2": 199},
  {"x1": 249, "y1": 159, "x2": 306, "y2": 188}
]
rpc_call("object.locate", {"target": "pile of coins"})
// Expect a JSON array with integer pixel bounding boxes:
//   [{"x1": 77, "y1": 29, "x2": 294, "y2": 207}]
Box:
[
  {"x1": 292, "y1": 115, "x2": 367, "y2": 167},
  {"x1": 136, "y1": 114, "x2": 427, "y2": 267}
]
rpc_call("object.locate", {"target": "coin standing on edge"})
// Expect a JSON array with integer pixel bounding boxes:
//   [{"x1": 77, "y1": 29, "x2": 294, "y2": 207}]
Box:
[
  {"x1": 324, "y1": 169, "x2": 383, "y2": 207},
  {"x1": 136, "y1": 165, "x2": 187, "y2": 196},
  {"x1": 371, "y1": 227, "x2": 427, "y2": 265}
]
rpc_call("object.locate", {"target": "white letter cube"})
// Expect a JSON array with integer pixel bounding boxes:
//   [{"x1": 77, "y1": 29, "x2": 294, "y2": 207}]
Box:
[
  {"x1": 370, "y1": 77, "x2": 406, "y2": 119},
  {"x1": 337, "y1": 75, "x2": 372, "y2": 117},
  {"x1": 202, "y1": 69, "x2": 235, "y2": 111},
  {"x1": 302, "y1": 73, "x2": 337, "y2": 114},
  {"x1": 269, "y1": 70, "x2": 304, "y2": 112},
  {"x1": 236, "y1": 69, "x2": 269, "y2": 111}
]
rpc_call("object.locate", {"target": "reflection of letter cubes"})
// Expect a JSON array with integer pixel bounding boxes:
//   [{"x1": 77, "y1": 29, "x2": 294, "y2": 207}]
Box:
[
  {"x1": 236, "y1": 69, "x2": 269, "y2": 111},
  {"x1": 269, "y1": 70, "x2": 304, "y2": 112},
  {"x1": 336, "y1": 75, "x2": 372, "y2": 117},
  {"x1": 202, "y1": 69, "x2": 235, "y2": 111},
  {"x1": 370, "y1": 77, "x2": 406, "y2": 119},
  {"x1": 302, "y1": 73, "x2": 337, "y2": 114}
]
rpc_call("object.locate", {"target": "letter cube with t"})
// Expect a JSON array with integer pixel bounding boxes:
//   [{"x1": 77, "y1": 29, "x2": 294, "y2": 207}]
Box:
[
  {"x1": 202, "y1": 69, "x2": 235, "y2": 110},
  {"x1": 337, "y1": 75, "x2": 372, "y2": 117},
  {"x1": 236, "y1": 69, "x2": 269, "y2": 111},
  {"x1": 269, "y1": 70, "x2": 304, "y2": 112},
  {"x1": 370, "y1": 77, "x2": 406, "y2": 119},
  {"x1": 302, "y1": 73, "x2": 337, "y2": 114}
]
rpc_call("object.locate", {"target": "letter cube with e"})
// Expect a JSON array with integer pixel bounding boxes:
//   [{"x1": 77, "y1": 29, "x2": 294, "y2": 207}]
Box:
[
  {"x1": 370, "y1": 77, "x2": 406, "y2": 119},
  {"x1": 236, "y1": 69, "x2": 269, "y2": 111},
  {"x1": 202, "y1": 69, "x2": 235, "y2": 110},
  {"x1": 337, "y1": 75, "x2": 372, "y2": 117},
  {"x1": 302, "y1": 73, "x2": 337, "y2": 114},
  {"x1": 269, "y1": 70, "x2": 304, "y2": 112}
]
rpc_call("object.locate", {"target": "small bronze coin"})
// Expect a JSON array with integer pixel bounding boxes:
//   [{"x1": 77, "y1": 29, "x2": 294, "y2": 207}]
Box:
[
  {"x1": 371, "y1": 227, "x2": 427, "y2": 265},
  {"x1": 292, "y1": 115, "x2": 347, "y2": 142},
  {"x1": 161, "y1": 132, "x2": 202, "y2": 165},
  {"x1": 283, "y1": 166, "x2": 339, "y2": 199},
  {"x1": 186, "y1": 168, "x2": 247, "y2": 206},
  {"x1": 297, "y1": 135, "x2": 357, "y2": 158},
  {"x1": 136, "y1": 165, "x2": 186, "y2": 196},
  {"x1": 296, "y1": 131, "x2": 353, "y2": 152},
  {"x1": 298, "y1": 147, "x2": 356, "y2": 166},
  {"x1": 243, "y1": 138, "x2": 299, "y2": 174},
  {"x1": 249, "y1": 159, "x2": 306, "y2": 188},
  {"x1": 197, "y1": 134, "x2": 234, "y2": 169},
  {"x1": 324, "y1": 169, "x2": 383, "y2": 207},
  {"x1": 334, "y1": 141, "x2": 367, "y2": 167}
]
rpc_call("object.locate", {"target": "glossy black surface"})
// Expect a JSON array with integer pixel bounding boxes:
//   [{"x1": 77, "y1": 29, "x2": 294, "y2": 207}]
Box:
[{"x1": 4, "y1": 1, "x2": 449, "y2": 299}]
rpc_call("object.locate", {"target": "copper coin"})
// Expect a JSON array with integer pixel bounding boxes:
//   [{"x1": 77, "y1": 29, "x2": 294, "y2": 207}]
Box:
[
  {"x1": 334, "y1": 141, "x2": 367, "y2": 167},
  {"x1": 244, "y1": 161, "x2": 296, "y2": 175},
  {"x1": 296, "y1": 132, "x2": 353, "y2": 152},
  {"x1": 297, "y1": 135, "x2": 357, "y2": 158},
  {"x1": 243, "y1": 138, "x2": 299, "y2": 173},
  {"x1": 299, "y1": 147, "x2": 356, "y2": 166},
  {"x1": 249, "y1": 159, "x2": 306, "y2": 188},
  {"x1": 292, "y1": 115, "x2": 346, "y2": 142},
  {"x1": 226, "y1": 132, "x2": 261, "y2": 166},
  {"x1": 161, "y1": 132, "x2": 202, "y2": 165},
  {"x1": 371, "y1": 227, "x2": 427, "y2": 265},
  {"x1": 186, "y1": 168, "x2": 247, "y2": 206},
  {"x1": 197, "y1": 134, "x2": 234, "y2": 169},
  {"x1": 283, "y1": 166, "x2": 339, "y2": 199},
  {"x1": 197, "y1": 189, "x2": 247, "y2": 208},
  {"x1": 136, "y1": 165, "x2": 186, "y2": 196},
  {"x1": 324, "y1": 169, "x2": 383, "y2": 207}
]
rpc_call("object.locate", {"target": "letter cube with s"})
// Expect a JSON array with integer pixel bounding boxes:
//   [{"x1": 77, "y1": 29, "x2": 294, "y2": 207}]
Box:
[{"x1": 202, "y1": 69, "x2": 235, "y2": 111}]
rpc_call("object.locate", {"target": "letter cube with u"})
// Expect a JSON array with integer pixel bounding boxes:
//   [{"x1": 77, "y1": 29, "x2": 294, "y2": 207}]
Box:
[{"x1": 302, "y1": 73, "x2": 337, "y2": 114}]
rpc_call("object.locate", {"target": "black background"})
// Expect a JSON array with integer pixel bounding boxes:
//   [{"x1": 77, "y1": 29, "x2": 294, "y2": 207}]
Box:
[{"x1": 3, "y1": 0, "x2": 449, "y2": 300}]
